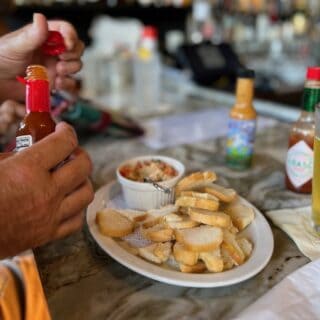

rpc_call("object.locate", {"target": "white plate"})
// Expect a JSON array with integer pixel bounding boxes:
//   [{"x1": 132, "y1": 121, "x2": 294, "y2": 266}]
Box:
[{"x1": 86, "y1": 181, "x2": 274, "y2": 288}]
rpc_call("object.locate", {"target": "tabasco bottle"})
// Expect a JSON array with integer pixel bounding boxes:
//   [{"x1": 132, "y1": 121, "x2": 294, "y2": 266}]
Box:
[
  {"x1": 16, "y1": 65, "x2": 55, "y2": 151},
  {"x1": 226, "y1": 69, "x2": 256, "y2": 170},
  {"x1": 285, "y1": 67, "x2": 320, "y2": 193}
]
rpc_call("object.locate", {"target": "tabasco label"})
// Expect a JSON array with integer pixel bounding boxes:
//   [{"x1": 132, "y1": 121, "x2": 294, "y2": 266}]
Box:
[
  {"x1": 286, "y1": 140, "x2": 313, "y2": 188},
  {"x1": 16, "y1": 135, "x2": 33, "y2": 152}
]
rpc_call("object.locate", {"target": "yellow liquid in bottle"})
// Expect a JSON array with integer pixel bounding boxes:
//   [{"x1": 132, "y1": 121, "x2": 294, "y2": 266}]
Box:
[{"x1": 312, "y1": 136, "x2": 320, "y2": 231}]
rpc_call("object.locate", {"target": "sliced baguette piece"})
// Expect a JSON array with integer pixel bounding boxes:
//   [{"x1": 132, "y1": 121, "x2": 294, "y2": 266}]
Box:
[
  {"x1": 224, "y1": 204, "x2": 255, "y2": 231},
  {"x1": 116, "y1": 209, "x2": 148, "y2": 222},
  {"x1": 141, "y1": 215, "x2": 160, "y2": 228},
  {"x1": 166, "y1": 215, "x2": 200, "y2": 229},
  {"x1": 179, "y1": 262, "x2": 206, "y2": 273},
  {"x1": 188, "y1": 208, "x2": 231, "y2": 228},
  {"x1": 228, "y1": 222, "x2": 239, "y2": 234},
  {"x1": 175, "y1": 171, "x2": 217, "y2": 195},
  {"x1": 96, "y1": 209, "x2": 134, "y2": 238},
  {"x1": 118, "y1": 240, "x2": 139, "y2": 256},
  {"x1": 161, "y1": 213, "x2": 183, "y2": 223},
  {"x1": 199, "y1": 249, "x2": 224, "y2": 272},
  {"x1": 203, "y1": 184, "x2": 237, "y2": 203},
  {"x1": 237, "y1": 237, "x2": 253, "y2": 259},
  {"x1": 175, "y1": 196, "x2": 219, "y2": 212},
  {"x1": 142, "y1": 224, "x2": 174, "y2": 242},
  {"x1": 147, "y1": 204, "x2": 178, "y2": 217},
  {"x1": 175, "y1": 225, "x2": 223, "y2": 252},
  {"x1": 173, "y1": 242, "x2": 199, "y2": 266},
  {"x1": 221, "y1": 230, "x2": 245, "y2": 266},
  {"x1": 138, "y1": 244, "x2": 162, "y2": 264},
  {"x1": 153, "y1": 242, "x2": 172, "y2": 262},
  {"x1": 221, "y1": 247, "x2": 235, "y2": 270},
  {"x1": 179, "y1": 191, "x2": 219, "y2": 202}
]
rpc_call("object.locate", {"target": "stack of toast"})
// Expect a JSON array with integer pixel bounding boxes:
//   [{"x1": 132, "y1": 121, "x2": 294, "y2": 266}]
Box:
[{"x1": 96, "y1": 171, "x2": 255, "y2": 273}]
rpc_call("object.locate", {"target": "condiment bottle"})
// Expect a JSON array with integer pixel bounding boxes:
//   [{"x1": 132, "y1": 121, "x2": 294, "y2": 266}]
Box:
[
  {"x1": 285, "y1": 67, "x2": 320, "y2": 193},
  {"x1": 16, "y1": 65, "x2": 55, "y2": 151},
  {"x1": 226, "y1": 69, "x2": 256, "y2": 170}
]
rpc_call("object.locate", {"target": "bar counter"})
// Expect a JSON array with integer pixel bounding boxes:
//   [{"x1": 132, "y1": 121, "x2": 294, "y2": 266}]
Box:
[{"x1": 35, "y1": 84, "x2": 311, "y2": 320}]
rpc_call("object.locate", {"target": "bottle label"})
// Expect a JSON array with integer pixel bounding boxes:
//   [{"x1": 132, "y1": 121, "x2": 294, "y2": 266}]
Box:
[
  {"x1": 226, "y1": 119, "x2": 256, "y2": 169},
  {"x1": 16, "y1": 135, "x2": 33, "y2": 152},
  {"x1": 286, "y1": 140, "x2": 313, "y2": 188}
]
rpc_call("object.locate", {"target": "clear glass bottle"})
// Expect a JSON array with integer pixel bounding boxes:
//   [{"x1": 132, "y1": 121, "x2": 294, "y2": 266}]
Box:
[{"x1": 285, "y1": 67, "x2": 320, "y2": 193}]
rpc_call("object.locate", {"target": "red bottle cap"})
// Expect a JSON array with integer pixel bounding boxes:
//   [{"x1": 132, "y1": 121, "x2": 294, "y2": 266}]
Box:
[
  {"x1": 142, "y1": 26, "x2": 158, "y2": 39},
  {"x1": 306, "y1": 67, "x2": 320, "y2": 81},
  {"x1": 41, "y1": 31, "x2": 66, "y2": 56}
]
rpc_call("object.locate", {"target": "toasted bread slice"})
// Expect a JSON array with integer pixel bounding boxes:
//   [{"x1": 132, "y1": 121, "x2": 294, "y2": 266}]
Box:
[
  {"x1": 142, "y1": 224, "x2": 174, "y2": 242},
  {"x1": 118, "y1": 240, "x2": 139, "y2": 255},
  {"x1": 199, "y1": 249, "x2": 224, "y2": 272},
  {"x1": 179, "y1": 262, "x2": 206, "y2": 273},
  {"x1": 96, "y1": 209, "x2": 134, "y2": 238},
  {"x1": 138, "y1": 244, "x2": 162, "y2": 264},
  {"x1": 147, "y1": 204, "x2": 178, "y2": 217},
  {"x1": 221, "y1": 230, "x2": 245, "y2": 266},
  {"x1": 203, "y1": 183, "x2": 237, "y2": 203},
  {"x1": 175, "y1": 225, "x2": 223, "y2": 252},
  {"x1": 161, "y1": 213, "x2": 183, "y2": 223},
  {"x1": 166, "y1": 215, "x2": 199, "y2": 229},
  {"x1": 188, "y1": 208, "x2": 231, "y2": 228},
  {"x1": 221, "y1": 247, "x2": 234, "y2": 270},
  {"x1": 179, "y1": 191, "x2": 219, "y2": 202},
  {"x1": 228, "y1": 222, "x2": 239, "y2": 234},
  {"x1": 237, "y1": 237, "x2": 253, "y2": 259},
  {"x1": 117, "y1": 209, "x2": 148, "y2": 222},
  {"x1": 173, "y1": 242, "x2": 199, "y2": 266},
  {"x1": 175, "y1": 196, "x2": 219, "y2": 212},
  {"x1": 175, "y1": 171, "x2": 217, "y2": 195},
  {"x1": 224, "y1": 205, "x2": 255, "y2": 230},
  {"x1": 153, "y1": 242, "x2": 172, "y2": 262}
]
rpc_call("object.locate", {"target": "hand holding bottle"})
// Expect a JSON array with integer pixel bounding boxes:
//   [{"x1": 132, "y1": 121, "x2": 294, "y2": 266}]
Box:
[{"x1": 0, "y1": 122, "x2": 94, "y2": 259}]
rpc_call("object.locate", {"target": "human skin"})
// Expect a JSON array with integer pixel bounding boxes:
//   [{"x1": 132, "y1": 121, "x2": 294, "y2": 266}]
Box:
[
  {"x1": 0, "y1": 13, "x2": 85, "y2": 102},
  {"x1": 0, "y1": 122, "x2": 94, "y2": 259},
  {"x1": 0, "y1": 100, "x2": 24, "y2": 137}
]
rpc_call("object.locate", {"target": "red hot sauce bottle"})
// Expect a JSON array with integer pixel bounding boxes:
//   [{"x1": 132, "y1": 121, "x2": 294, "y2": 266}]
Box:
[{"x1": 16, "y1": 65, "x2": 56, "y2": 151}]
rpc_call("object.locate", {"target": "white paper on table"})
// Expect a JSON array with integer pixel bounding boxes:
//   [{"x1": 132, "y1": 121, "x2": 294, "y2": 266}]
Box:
[
  {"x1": 142, "y1": 108, "x2": 277, "y2": 150},
  {"x1": 236, "y1": 259, "x2": 320, "y2": 320}
]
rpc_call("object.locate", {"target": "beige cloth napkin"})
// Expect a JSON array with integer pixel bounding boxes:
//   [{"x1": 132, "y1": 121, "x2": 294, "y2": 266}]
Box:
[{"x1": 266, "y1": 206, "x2": 320, "y2": 261}]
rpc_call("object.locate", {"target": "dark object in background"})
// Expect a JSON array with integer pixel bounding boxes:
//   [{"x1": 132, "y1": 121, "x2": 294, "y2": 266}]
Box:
[
  {"x1": 176, "y1": 41, "x2": 243, "y2": 87},
  {"x1": 51, "y1": 91, "x2": 144, "y2": 138}
]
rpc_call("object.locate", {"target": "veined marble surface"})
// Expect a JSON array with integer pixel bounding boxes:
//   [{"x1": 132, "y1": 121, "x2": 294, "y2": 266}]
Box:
[{"x1": 35, "y1": 95, "x2": 311, "y2": 320}]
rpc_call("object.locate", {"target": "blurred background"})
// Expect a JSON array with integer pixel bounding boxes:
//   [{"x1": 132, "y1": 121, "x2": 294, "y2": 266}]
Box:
[{"x1": 2, "y1": 0, "x2": 320, "y2": 111}]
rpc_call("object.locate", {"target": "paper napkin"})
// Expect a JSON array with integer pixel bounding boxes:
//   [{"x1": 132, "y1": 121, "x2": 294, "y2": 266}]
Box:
[
  {"x1": 237, "y1": 259, "x2": 320, "y2": 319},
  {"x1": 265, "y1": 206, "x2": 320, "y2": 261}
]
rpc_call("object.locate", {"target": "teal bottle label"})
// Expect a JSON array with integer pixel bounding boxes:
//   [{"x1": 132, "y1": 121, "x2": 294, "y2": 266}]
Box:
[{"x1": 226, "y1": 119, "x2": 256, "y2": 169}]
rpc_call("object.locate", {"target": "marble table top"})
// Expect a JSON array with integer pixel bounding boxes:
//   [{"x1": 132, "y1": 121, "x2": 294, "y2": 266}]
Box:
[{"x1": 35, "y1": 94, "x2": 311, "y2": 320}]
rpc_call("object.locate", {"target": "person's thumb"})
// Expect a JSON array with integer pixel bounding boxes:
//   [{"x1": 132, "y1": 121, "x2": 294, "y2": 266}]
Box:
[{"x1": 14, "y1": 13, "x2": 48, "y2": 54}]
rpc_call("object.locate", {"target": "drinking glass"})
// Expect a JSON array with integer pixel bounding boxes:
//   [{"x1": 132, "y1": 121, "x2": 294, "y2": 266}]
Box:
[{"x1": 312, "y1": 104, "x2": 320, "y2": 233}]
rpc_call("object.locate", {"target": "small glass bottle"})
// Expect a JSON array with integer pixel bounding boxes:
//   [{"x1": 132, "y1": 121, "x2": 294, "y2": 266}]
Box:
[
  {"x1": 285, "y1": 67, "x2": 320, "y2": 193},
  {"x1": 16, "y1": 65, "x2": 56, "y2": 151},
  {"x1": 226, "y1": 69, "x2": 257, "y2": 170}
]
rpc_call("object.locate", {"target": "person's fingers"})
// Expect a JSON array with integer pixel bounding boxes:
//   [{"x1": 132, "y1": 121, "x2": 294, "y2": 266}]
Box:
[
  {"x1": 52, "y1": 148, "x2": 92, "y2": 195},
  {"x1": 14, "y1": 104, "x2": 26, "y2": 118},
  {"x1": 0, "y1": 111, "x2": 14, "y2": 124},
  {"x1": 55, "y1": 76, "x2": 77, "y2": 92},
  {"x1": 58, "y1": 179, "x2": 93, "y2": 221},
  {"x1": 56, "y1": 60, "x2": 83, "y2": 76},
  {"x1": 20, "y1": 122, "x2": 78, "y2": 170},
  {"x1": 53, "y1": 210, "x2": 84, "y2": 240},
  {"x1": 1, "y1": 100, "x2": 25, "y2": 119},
  {"x1": 59, "y1": 41, "x2": 85, "y2": 61},
  {"x1": 48, "y1": 20, "x2": 78, "y2": 51},
  {"x1": 9, "y1": 13, "x2": 48, "y2": 54}
]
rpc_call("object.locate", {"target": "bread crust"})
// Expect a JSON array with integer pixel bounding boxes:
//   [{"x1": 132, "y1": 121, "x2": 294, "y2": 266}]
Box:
[
  {"x1": 173, "y1": 242, "x2": 199, "y2": 266},
  {"x1": 175, "y1": 196, "x2": 219, "y2": 211},
  {"x1": 188, "y1": 208, "x2": 231, "y2": 228},
  {"x1": 204, "y1": 184, "x2": 237, "y2": 203}
]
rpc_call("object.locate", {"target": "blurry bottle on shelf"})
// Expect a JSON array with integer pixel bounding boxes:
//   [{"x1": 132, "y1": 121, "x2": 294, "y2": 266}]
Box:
[
  {"x1": 226, "y1": 69, "x2": 256, "y2": 170},
  {"x1": 186, "y1": 0, "x2": 214, "y2": 44},
  {"x1": 285, "y1": 67, "x2": 320, "y2": 194},
  {"x1": 132, "y1": 26, "x2": 162, "y2": 116}
]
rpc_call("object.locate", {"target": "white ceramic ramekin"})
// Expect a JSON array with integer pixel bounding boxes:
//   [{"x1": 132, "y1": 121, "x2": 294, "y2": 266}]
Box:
[{"x1": 116, "y1": 155, "x2": 185, "y2": 210}]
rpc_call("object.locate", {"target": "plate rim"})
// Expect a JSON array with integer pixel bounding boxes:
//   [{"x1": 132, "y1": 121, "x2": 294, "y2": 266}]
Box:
[{"x1": 86, "y1": 181, "x2": 274, "y2": 288}]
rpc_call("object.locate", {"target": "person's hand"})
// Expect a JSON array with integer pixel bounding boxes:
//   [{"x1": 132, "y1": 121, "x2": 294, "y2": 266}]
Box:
[
  {"x1": 0, "y1": 122, "x2": 94, "y2": 258},
  {"x1": 0, "y1": 100, "x2": 25, "y2": 136},
  {"x1": 0, "y1": 13, "x2": 84, "y2": 96}
]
